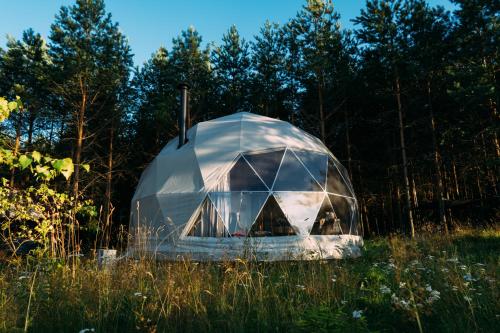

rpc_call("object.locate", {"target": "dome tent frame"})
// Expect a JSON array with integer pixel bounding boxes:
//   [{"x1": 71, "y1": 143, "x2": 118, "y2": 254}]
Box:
[{"x1": 129, "y1": 112, "x2": 363, "y2": 260}]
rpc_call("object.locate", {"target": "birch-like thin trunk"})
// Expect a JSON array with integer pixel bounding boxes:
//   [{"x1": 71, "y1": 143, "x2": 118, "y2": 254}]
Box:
[{"x1": 395, "y1": 73, "x2": 415, "y2": 238}]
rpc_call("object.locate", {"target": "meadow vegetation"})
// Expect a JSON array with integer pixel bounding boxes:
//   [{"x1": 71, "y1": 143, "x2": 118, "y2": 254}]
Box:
[{"x1": 0, "y1": 228, "x2": 498, "y2": 333}]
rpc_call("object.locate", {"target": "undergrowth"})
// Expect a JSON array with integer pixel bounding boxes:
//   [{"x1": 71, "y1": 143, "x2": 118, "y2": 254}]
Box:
[{"x1": 0, "y1": 229, "x2": 498, "y2": 332}]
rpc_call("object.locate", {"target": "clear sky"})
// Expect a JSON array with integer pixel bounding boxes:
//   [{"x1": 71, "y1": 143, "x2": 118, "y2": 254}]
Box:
[{"x1": 1, "y1": 0, "x2": 455, "y2": 67}]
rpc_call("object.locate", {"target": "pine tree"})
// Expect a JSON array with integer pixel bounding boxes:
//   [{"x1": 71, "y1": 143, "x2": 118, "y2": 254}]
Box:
[
  {"x1": 251, "y1": 21, "x2": 287, "y2": 119},
  {"x1": 213, "y1": 25, "x2": 251, "y2": 114},
  {"x1": 353, "y1": 0, "x2": 416, "y2": 237},
  {"x1": 288, "y1": 0, "x2": 345, "y2": 143},
  {"x1": 170, "y1": 26, "x2": 215, "y2": 123},
  {"x1": 49, "y1": 0, "x2": 132, "y2": 241}
]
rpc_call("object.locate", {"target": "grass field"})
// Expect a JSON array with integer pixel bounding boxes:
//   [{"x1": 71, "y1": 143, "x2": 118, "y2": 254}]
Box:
[{"x1": 0, "y1": 229, "x2": 498, "y2": 333}]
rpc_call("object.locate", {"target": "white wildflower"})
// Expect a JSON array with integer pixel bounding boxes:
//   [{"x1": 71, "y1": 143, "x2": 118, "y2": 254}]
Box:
[
  {"x1": 400, "y1": 299, "x2": 410, "y2": 310},
  {"x1": 380, "y1": 285, "x2": 391, "y2": 294},
  {"x1": 399, "y1": 282, "x2": 406, "y2": 288},
  {"x1": 388, "y1": 262, "x2": 397, "y2": 269},
  {"x1": 352, "y1": 310, "x2": 363, "y2": 319},
  {"x1": 426, "y1": 290, "x2": 441, "y2": 303},
  {"x1": 425, "y1": 285, "x2": 433, "y2": 292},
  {"x1": 79, "y1": 329, "x2": 95, "y2": 333}
]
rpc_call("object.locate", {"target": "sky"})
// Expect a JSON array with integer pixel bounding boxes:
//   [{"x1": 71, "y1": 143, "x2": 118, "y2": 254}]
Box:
[{"x1": 0, "y1": 0, "x2": 456, "y2": 67}]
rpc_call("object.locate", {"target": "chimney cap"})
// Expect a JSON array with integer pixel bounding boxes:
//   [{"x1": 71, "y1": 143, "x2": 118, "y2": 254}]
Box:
[{"x1": 177, "y1": 82, "x2": 190, "y2": 90}]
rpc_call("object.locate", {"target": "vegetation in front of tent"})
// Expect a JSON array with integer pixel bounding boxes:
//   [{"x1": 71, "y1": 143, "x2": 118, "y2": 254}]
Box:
[
  {"x1": 0, "y1": 97, "x2": 96, "y2": 258},
  {"x1": 0, "y1": 229, "x2": 498, "y2": 332}
]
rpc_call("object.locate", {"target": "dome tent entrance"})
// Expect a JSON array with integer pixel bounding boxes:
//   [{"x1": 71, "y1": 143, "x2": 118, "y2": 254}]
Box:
[{"x1": 129, "y1": 112, "x2": 363, "y2": 260}]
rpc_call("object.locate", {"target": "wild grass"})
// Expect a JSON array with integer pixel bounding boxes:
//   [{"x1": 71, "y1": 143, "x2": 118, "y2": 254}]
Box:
[{"x1": 0, "y1": 228, "x2": 498, "y2": 333}]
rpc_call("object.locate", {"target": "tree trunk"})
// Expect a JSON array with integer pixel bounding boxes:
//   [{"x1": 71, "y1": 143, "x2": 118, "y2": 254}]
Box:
[
  {"x1": 344, "y1": 108, "x2": 353, "y2": 179},
  {"x1": 72, "y1": 91, "x2": 87, "y2": 198},
  {"x1": 395, "y1": 73, "x2": 415, "y2": 238},
  {"x1": 103, "y1": 123, "x2": 114, "y2": 247},
  {"x1": 318, "y1": 78, "x2": 326, "y2": 143},
  {"x1": 27, "y1": 110, "x2": 36, "y2": 147},
  {"x1": 427, "y1": 79, "x2": 447, "y2": 233}
]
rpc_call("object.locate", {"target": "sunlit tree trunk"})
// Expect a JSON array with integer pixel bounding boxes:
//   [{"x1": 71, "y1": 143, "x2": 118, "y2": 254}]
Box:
[{"x1": 395, "y1": 73, "x2": 415, "y2": 238}]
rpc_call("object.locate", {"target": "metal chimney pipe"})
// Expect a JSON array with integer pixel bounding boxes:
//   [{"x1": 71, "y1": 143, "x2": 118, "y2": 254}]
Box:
[{"x1": 177, "y1": 82, "x2": 189, "y2": 148}]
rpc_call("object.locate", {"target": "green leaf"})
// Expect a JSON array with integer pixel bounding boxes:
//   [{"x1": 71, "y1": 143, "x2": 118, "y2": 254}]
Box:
[
  {"x1": 53, "y1": 158, "x2": 74, "y2": 180},
  {"x1": 31, "y1": 151, "x2": 42, "y2": 163},
  {"x1": 82, "y1": 163, "x2": 90, "y2": 172},
  {"x1": 18, "y1": 155, "x2": 33, "y2": 170},
  {"x1": 52, "y1": 159, "x2": 63, "y2": 172},
  {"x1": 35, "y1": 165, "x2": 51, "y2": 180},
  {"x1": 8, "y1": 101, "x2": 18, "y2": 111}
]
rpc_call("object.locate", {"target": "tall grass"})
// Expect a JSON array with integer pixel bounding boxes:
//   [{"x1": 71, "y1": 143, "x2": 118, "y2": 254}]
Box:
[{"x1": 0, "y1": 229, "x2": 498, "y2": 332}]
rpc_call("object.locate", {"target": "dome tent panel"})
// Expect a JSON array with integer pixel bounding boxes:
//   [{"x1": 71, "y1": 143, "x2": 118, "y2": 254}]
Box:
[
  {"x1": 213, "y1": 155, "x2": 268, "y2": 192},
  {"x1": 274, "y1": 192, "x2": 325, "y2": 235},
  {"x1": 329, "y1": 156, "x2": 356, "y2": 197},
  {"x1": 273, "y1": 149, "x2": 323, "y2": 191},
  {"x1": 209, "y1": 192, "x2": 269, "y2": 236},
  {"x1": 240, "y1": 113, "x2": 325, "y2": 154},
  {"x1": 187, "y1": 197, "x2": 230, "y2": 237},
  {"x1": 326, "y1": 158, "x2": 354, "y2": 197},
  {"x1": 328, "y1": 194, "x2": 357, "y2": 235},
  {"x1": 293, "y1": 150, "x2": 329, "y2": 190},
  {"x1": 310, "y1": 194, "x2": 340, "y2": 235},
  {"x1": 129, "y1": 195, "x2": 165, "y2": 251},
  {"x1": 242, "y1": 149, "x2": 285, "y2": 188},
  {"x1": 132, "y1": 159, "x2": 161, "y2": 200},
  {"x1": 249, "y1": 195, "x2": 297, "y2": 237},
  {"x1": 157, "y1": 148, "x2": 204, "y2": 194},
  {"x1": 194, "y1": 116, "x2": 242, "y2": 189},
  {"x1": 156, "y1": 193, "x2": 205, "y2": 229}
]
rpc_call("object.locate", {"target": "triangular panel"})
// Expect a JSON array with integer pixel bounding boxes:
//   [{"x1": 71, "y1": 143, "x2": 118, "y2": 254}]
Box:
[
  {"x1": 326, "y1": 158, "x2": 352, "y2": 197},
  {"x1": 187, "y1": 197, "x2": 230, "y2": 237},
  {"x1": 293, "y1": 150, "x2": 328, "y2": 190},
  {"x1": 216, "y1": 156, "x2": 268, "y2": 191},
  {"x1": 250, "y1": 195, "x2": 297, "y2": 236},
  {"x1": 210, "y1": 192, "x2": 268, "y2": 236},
  {"x1": 328, "y1": 194, "x2": 355, "y2": 235},
  {"x1": 310, "y1": 195, "x2": 342, "y2": 235},
  {"x1": 243, "y1": 149, "x2": 285, "y2": 188},
  {"x1": 274, "y1": 192, "x2": 324, "y2": 235},
  {"x1": 273, "y1": 150, "x2": 323, "y2": 191}
]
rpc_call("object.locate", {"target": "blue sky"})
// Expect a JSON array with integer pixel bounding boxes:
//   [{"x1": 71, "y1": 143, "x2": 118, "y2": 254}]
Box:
[{"x1": 1, "y1": 0, "x2": 455, "y2": 67}]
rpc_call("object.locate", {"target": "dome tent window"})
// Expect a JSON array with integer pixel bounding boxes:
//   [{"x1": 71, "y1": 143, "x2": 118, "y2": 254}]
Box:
[{"x1": 129, "y1": 112, "x2": 363, "y2": 260}]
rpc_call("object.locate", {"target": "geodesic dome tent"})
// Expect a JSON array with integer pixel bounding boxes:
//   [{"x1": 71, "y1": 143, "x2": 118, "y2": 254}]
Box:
[{"x1": 129, "y1": 112, "x2": 362, "y2": 260}]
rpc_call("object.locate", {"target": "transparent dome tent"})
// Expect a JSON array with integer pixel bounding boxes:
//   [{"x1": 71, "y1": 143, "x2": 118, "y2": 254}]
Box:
[{"x1": 129, "y1": 112, "x2": 363, "y2": 260}]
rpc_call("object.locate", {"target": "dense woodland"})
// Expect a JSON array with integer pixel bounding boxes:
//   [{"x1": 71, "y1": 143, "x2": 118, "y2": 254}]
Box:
[{"x1": 0, "y1": 0, "x2": 498, "y2": 245}]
